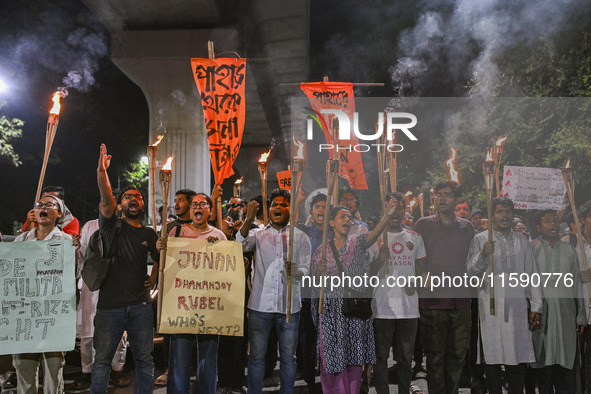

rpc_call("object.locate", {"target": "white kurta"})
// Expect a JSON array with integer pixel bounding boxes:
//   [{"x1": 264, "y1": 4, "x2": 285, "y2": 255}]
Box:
[
  {"x1": 76, "y1": 219, "x2": 99, "y2": 338},
  {"x1": 530, "y1": 239, "x2": 586, "y2": 369},
  {"x1": 467, "y1": 230, "x2": 542, "y2": 365}
]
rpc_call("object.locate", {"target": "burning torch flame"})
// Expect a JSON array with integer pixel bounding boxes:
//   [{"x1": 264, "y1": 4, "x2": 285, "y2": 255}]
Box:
[
  {"x1": 162, "y1": 156, "x2": 174, "y2": 171},
  {"x1": 446, "y1": 148, "x2": 458, "y2": 182},
  {"x1": 259, "y1": 150, "x2": 271, "y2": 163},
  {"x1": 405, "y1": 191, "x2": 413, "y2": 197},
  {"x1": 49, "y1": 92, "x2": 61, "y2": 115},
  {"x1": 294, "y1": 140, "x2": 304, "y2": 159},
  {"x1": 495, "y1": 136, "x2": 508, "y2": 146},
  {"x1": 409, "y1": 200, "x2": 417, "y2": 208},
  {"x1": 485, "y1": 149, "x2": 494, "y2": 162},
  {"x1": 565, "y1": 158, "x2": 571, "y2": 168},
  {"x1": 151, "y1": 135, "x2": 164, "y2": 147},
  {"x1": 235, "y1": 177, "x2": 243, "y2": 185}
]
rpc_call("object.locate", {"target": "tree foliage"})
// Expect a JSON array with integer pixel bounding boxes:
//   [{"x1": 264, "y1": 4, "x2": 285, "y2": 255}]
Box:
[{"x1": 0, "y1": 102, "x2": 24, "y2": 166}]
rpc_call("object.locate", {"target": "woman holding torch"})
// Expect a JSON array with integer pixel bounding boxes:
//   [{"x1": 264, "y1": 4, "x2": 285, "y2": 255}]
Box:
[{"x1": 312, "y1": 202, "x2": 396, "y2": 393}]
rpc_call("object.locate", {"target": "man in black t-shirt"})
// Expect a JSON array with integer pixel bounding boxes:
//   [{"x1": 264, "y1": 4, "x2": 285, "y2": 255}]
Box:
[{"x1": 91, "y1": 144, "x2": 159, "y2": 393}]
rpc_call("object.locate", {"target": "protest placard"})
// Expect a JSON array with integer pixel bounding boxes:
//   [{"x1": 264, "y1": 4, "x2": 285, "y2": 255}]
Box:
[
  {"x1": 0, "y1": 240, "x2": 76, "y2": 355},
  {"x1": 501, "y1": 165, "x2": 566, "y2": 210},
  {"x1": 159, "y1": 238, "x2": 245, "y2": 336}
]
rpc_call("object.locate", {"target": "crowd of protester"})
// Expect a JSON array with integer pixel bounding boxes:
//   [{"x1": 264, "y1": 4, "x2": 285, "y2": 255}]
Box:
[{"x1": 2, "y1": 143, "x2": 591, "y2": 394}]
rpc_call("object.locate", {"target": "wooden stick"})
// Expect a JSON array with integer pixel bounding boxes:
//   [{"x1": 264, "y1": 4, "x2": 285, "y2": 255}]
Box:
[
  {"x1": 35, "y1": 114, "x2": 59, "y2": 202},
  {"x1": 287, "y1": 161, "x2": 304, "y2": 322},
  {"x1": 206, "y1": 40, "x2": 223, "y2": 229},
  {"x1": 562, "y1": 168, "x2": 591, "y2": 303},
  {"x1": 147, "y1": 146, "x2": 158, "y2": 232},
  {"x1": 318, "y1": 159, "x2": 339, "y2": 314},
  {"x1": 486, "y1": 186, "x2": 495, "y2": 315},
  {"x1": 156, "y1": 170, "x2": 172, "y2": 333}
]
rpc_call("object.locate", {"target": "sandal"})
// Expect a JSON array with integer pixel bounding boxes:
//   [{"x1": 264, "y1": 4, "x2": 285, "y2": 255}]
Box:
[
  {"x1": 111, "y1": 371, "x2": 130, "y2": 388},
  {"x1": 154, "y1": 372, "x2": 168, "y2": 386},
  {"x1": 410, "y1": 384, "x2": 425, "y2": 394},
  {"x1": 72, "y1": 373, "x2": 92, "y2": 390}
]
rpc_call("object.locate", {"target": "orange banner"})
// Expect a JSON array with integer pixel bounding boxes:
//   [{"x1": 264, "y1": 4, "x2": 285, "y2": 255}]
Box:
[
  {"x1": 277, "y1": 170, "x2": 291, "y2": 190},
  {"x1": 300, "y1": 82, "x2": 368, "y2": 189},
  {"x1": 191, "y1": 58, "x2": 246, "y2": 184}
]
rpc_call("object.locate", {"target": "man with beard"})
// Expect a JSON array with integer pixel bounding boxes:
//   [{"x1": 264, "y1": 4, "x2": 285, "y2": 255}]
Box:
[
  {"x1": 467, "y1": 197, "x2": 543, "y2": 393},
  {"x1": 414, "y1": 180, "x2": 474, "y2": 394},
  {"x1": 166, "y1": 189, "x2": 196, "y2": 233},
  {"x1": 237, "y1": 189, "x2": 311, "y2": 394},
  {"x1": 92, "y1": 144, "x2": 159, "y2": 393}
]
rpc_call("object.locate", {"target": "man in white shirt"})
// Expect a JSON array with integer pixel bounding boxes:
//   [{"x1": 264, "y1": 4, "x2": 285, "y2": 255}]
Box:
[
  {"x1": 237, "y1": 189, "x2": 311, "y2": 394},
  {"x1": 372, "y1": 192, "x2": 426, "y2": 394}
]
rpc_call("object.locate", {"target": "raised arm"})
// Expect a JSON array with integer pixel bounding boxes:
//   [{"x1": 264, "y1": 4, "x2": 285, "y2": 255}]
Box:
[
  {"x1": 97, "y1": 144, "x2": 117, "y2": 219},
  {"x1": 367, "y1": 201, "x2": 396, "y2": 245}
]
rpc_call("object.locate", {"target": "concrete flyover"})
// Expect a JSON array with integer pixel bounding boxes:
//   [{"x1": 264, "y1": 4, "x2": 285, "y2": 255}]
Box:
[{"x1": 82, "y1": 0, "x2": 309, "y2": 214}]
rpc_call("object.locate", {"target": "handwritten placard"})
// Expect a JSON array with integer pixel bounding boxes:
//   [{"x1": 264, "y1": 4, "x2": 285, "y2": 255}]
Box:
[
  {"x1": 277, "y1": 170, "x2": 291, "y2": 190},
  {"x1": 0, "y1": 240, "x2": 76, "y2": 355},
  {"x1": 191, "y1": 58, "x2": 246, "y2": 184},
  {"x1": 501, "y1": 165, "x2": 566, "y2": 210},
  {"x1": 159, "y1": 238, "x2": 245, "y2": 336}
]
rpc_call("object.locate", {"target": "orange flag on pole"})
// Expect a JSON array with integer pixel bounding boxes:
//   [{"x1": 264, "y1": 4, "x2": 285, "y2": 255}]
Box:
[
  {"x1": 191, "y1": 58, "x2": 246, "y2": 184},
  {"x1": 277, "y1": 170, "x2": 291, "y2": 190},
  {"x1": 300, "y1": 82, "x2": 368, "y2": 189}
]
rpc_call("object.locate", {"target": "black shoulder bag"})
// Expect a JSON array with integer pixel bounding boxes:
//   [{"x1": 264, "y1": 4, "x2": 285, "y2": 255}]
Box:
[
  {"x1": 82, "y1": 219, "x2": 121, "y2": 291},
  {"x1": 329, "y1": 240, "x2": 373, "y2": 319}
]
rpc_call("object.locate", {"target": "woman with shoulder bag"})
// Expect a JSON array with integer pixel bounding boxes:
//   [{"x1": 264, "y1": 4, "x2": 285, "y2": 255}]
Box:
[{"x1": 312, "y1": 203, "x2": 396, "y2": 393}]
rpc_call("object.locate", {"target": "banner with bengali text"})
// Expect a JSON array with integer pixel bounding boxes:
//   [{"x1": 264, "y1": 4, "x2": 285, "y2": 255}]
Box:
[
  {"x1": 191, "y1": 58, "x2": 246, "y2": 184},
  {"x1": 300, "y1": 82, "x2": 368, "y2": 189}
]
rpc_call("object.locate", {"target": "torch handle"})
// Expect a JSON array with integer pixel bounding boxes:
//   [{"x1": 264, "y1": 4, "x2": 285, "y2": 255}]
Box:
[
  {"x1": 318, "y1": 160, "x2": 339, "y2": 314},
  {"x1": 35, "y1": 116, "x2": 59, "y2": 202},
  {"x1": 487, "y1": 188, "x2": 495, "y2": 316},
  {"x1": 562, "y1": 171, "x2": 591, "y2": 303},
  {"x1": 156, "y1": 175, "x2": 171, "y2": 334}
]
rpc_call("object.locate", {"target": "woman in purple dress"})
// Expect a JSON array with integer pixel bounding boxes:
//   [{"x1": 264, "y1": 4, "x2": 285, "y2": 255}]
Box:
[{"x1": 312, "y1": 204, "x2": 395, "y2": 393}]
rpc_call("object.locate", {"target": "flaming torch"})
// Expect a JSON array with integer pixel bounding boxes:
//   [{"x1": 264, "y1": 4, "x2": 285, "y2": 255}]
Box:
[
  {"x1": 561, "y1": 159, "x2": 591, "y2": 303},
  {"x1": 156, "y1": 156, "x2": 173, "y2": 333},
  {"x1": 258, "y1": 150, "x2": 271, "y2": 226},
  {"x1": 287, "y1": 140, "x2": 305, "y2": 322},
  {"x1": 147, "y1": 135, "x2": 164, "y2": 232},
  {"x1": 446, "y1": 148, "x2": 459, "y2": 183},
  {"x1": 483, "y1": 149, "x2": 496, "y2": 315},
  {"x1": 494, "y1": 137, "x2": 508, "y2": 197},
  {"x1": 404, "y1": 191, "x2": 413, "y2": 211},
  {"x1": 35, "y1": 92, "x2": 63, "y2": 202},
  {"x1": 233, "y1": 177, "x2": 243, "y2": 198}
]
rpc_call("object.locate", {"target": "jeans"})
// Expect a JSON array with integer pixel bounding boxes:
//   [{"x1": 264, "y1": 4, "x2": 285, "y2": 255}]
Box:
[
  {"x1": 297, "y1": 300, "x2": 317, "y2": 387},
  {"x1": 168, "y1": 334, "x2": 219, "y2": 394},
  {"x1": 483, "y1": 363, "x2": 526, "y2": 394},
  {"x1": 248, "y1": 309, "x2": 300, "y2": 394},
  {"x1": 373, "y1": 318, "x2": 418, "y2": 394},
  {"x1": 91, "y1": 303, "x2": 154, "y2": 394}
]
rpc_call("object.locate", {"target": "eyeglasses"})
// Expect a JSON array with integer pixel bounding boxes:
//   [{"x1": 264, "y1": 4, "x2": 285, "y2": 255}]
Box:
[
  {"x1": 229, "y1": 203, "x2": 245, "y2": 209},
  {"x1": 34, "y1": 202, "x2": 58, "y2": 210},
  {"x1": 190, "y1": 202, "x2": 210, "y2": 209},
  {"x1": 435, "y1": 193, "x2": 454, "y2": 199},
  {"x1": 121, "y1": 193, "x2": 143, "y2": 201}
]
